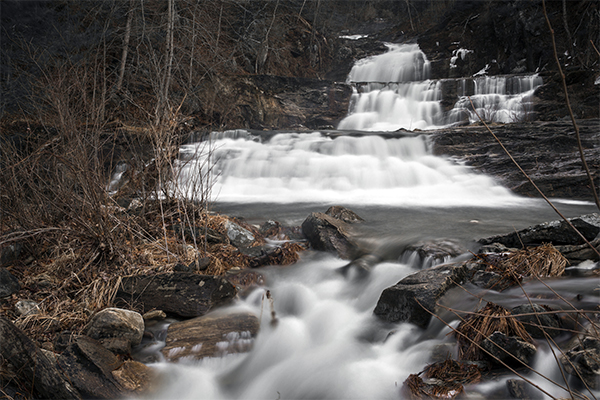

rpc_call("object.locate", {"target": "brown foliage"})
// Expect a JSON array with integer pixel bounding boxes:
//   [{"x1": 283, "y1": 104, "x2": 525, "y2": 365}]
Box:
[{"x1": 455, "y1": 302, "x2": 532, "y2": 361}]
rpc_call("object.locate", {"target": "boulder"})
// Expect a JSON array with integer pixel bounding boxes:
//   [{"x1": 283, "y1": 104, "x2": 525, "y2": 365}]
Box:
[
  {"x1": 0, "y1": 317, "x2": 80, "y2": 400},
  {"x1": 84, "y1": 308, "x2": 144, "y2": 354},
  {"x1": 471, "y1": 270, "x2": 511, "y2": 291},
  {"x1": 373, "y1": 262, "x2": 468, "y2": 328},
  {"x1": 510, "y1": 304, "x2": 562, "y2": 339},
  {"x1": 301, "y1": 212, "x2": 360, "y2": 259},
  {"x1": 556, "y1": 238, "x2": 600, "y2": 263},
  {"x1": 111, "y1": 360, "x2": 158, "y2": 395},
  {"x1": 115, "y1": 273, "x2": 237, "y2": 318},
  {"x1": 478, "y1": 214, "x2": 600, "y2": 248},
  {"x1": 0, "y1": 267, "x2": 20, "y2": 298},
  {"x1": 560, "y1": 337, "x2": 600, "y2": 389},
  {"x1": 481, "y1": 332, "x2": 537, "y2": 367},
  {"x1": 161, "y1": 311, "x2": 260, "y2": 362},
  {"x1": 57, "y1": 335, "x2": 123, "y2": 399}
]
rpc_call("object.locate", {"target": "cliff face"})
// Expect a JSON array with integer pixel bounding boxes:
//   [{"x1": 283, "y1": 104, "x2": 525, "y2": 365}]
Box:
[{"x1": 1, "y1": 0, "x2": 598, "y2": 130}]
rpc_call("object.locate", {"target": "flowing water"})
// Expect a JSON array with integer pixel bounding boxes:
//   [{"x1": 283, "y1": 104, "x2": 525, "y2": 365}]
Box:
[{"x1": 149, "y1": 42, "x2": 599, "y2": 400}]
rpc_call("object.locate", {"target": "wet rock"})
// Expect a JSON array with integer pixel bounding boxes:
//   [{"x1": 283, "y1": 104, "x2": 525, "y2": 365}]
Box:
[
  {"x1": 115, "y1": 273, "x2": 237, "y2": 318},
  {"x1": 373, "y1": 262, "x2": 468, "y2": 328},
  {"x1": 481, "y1": 332, "x2": 537, "y2": 367},
  {"x1": 471, "y1": 270, "x2": 510, "y2": 291},
  {"x1": 561, "y1": 337, "x2": 600, "y2": 389},
  {"x1": 325, "y1": 206, "x2": 364, "y2": 224},
  {"x1": 111, "y1": 360, "x2": 158, "y2": 395},
  {"x1": 556, "y1": 238, "x2": 600, "y2": 263},
  {"x1": 511, "y1": 304, "x2": 562, "y2": 339},
  {"x1": 142, "y1": 310, "x2": 166, "y2": 321},
  {"x1": 225, "y1": 220, "x2": 255, "y2": 248},
  {"x1": 337, "y1": 254, "x2": 381, "y2": 280},
  {"x1": 478, "y1": 213, "x2": 600, "y2": 248},
  {"x1": 403, "y1": 239, "x2": 467, "y2": 268},
  {"x1": 431, "y1": 120, "x2": 600, "y2": 201},
  {"x1": 161, "y1": 311, "x2": 260, "y2": 362},
  {"x1": 301, "y1": 212, "x2": 360, "y2": 259},
  {"x1": 0, "y1": 267, "x2": 20, "y2": 298},
  {"x1": 506, "y1": 379, "x2": 544, "y2": 400},
  {"x1": 57, "y1": 335, "x2": 123, "y2": 399},
  {"x1": 84, "y1": 308, "x2": 144, "y2": 355},
  {"x1": 0, "y1": 317, "x2": 80, "y2": 400}
]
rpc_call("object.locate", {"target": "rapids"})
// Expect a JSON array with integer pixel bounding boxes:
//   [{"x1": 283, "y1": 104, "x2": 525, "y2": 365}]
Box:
[{"x1": 149, "y1": 41, "x2": 599, "y2": 400}]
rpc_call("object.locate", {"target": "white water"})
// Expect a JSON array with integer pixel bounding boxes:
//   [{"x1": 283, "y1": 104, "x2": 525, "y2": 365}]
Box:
[
  {"x1": 176, "y1": 131, "x2": 527, "y2": 207},
  {"x1": 148, "y1": 257, "x2": 444, "y2": 400},
  {"x1": 337, "y1": 43, "x2": 542, "y2": 131},
  {"x1": 448, "y1": 75, "x2": 544, "y2": 124},
  {"x1": 156, "y1": 40, "x2": 598, "y2": 400}
]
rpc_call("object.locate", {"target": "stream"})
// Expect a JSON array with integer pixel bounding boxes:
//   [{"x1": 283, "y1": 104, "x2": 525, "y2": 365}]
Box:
[{"x1": 145, "y1": 43, "x2": 599, "y2": 400}]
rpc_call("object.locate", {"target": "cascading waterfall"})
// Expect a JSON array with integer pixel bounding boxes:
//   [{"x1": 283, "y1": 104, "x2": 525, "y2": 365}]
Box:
[
  {"x1": 176, "y1": 130, "x2": 525, "y2": 207},
  {"x1": 447, "y1": 74, "x2": 544, "y2": 124},
  {"x1": 336, "y1": 43, "x2": 542, "y2": 131},
  {"x1": 337, "y1": 43, "x2": 444, "y2": 131},
  {"x1": 153, "y1": 40, "x2": 598, "y2": 400}
]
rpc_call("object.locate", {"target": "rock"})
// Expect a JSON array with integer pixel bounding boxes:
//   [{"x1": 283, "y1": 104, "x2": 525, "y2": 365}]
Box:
[
  {"x1": 0, "y1": 317, "x2": 81, "y2": 400},
  {"x1": 324, "y1": 206, "x2": 364, "y2": 224},
  {"x1": 471, "y1": 270, "x2": 511, "y2": 291},
  {"x1": 161, "y1": 311, "x2": 260, "y2": 362},
  {"x1": 373, "y1": 262, "x2": 468, "y2": 328},
  {"x1": 511, "y1": 304, "x2": 562, "y2": 339},
  {"x1": 506, "y1": 379, "x2": 544, "y2": 400},
  {"x1": 15, "y1": 299, "x2": 40, "y2": 316},
  {"x1": 142, "y1": 310, "x2": 166, "y2": 321},
  {"x1": 57, "y1": 335, "x2": 123, "y2": 399},
  {"x1": 84, "y1": 308, "x2": 144, "y2": 355},
  {"x1": 111, "y1": 360, "x2": 158, "y2": 395},
  {"x1": 478, "y1": 213, "x2": 600, "y2": 248},
  {"x1": 337, "y1": 254, "x2": 381, "y2": 280},
  {"x1": 301, "y1": 212, "x2": 360, "y2": 259},
  {"x1": 561, "y1": 337, "x2": 600, "y2": 389},
  {"x1": 115, "y1": 273, "x2": 237, "y2": 318},
  {"x1": 225, "y1": 220, "x2": 255, "y2": 248},
  {"x1": 0, "y1": 267, "x2": 20, "y2": 298},
  {"x1": 403, "y1": 239, "x2": 467, "y2": 268},
  {"x1": 556, "y1": 238, "x2": 600, "y2": 263},
  {"x1": 0, "y1": 242, "x2": 22, "y2": 267},
  {"x1": 481, "y1": 332, "x2": 537, "y2": 367},
  {"x1": 431, "y1": 120, "x2": 600, "y2": 201}
]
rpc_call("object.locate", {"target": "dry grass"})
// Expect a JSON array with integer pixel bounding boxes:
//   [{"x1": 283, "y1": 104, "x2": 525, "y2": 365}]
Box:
[
  {"x1": 403, "y1": 358, "x2": 482, "y2": 399},
  {"x1": 455, "y1": 302, "x2": 533, "y2": 361}
]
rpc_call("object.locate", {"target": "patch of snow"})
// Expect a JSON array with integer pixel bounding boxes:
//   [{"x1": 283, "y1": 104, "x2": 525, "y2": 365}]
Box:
[
  {"x1": 473, "y1": 64, "x2": 490, "y2": 77},
  {"x1": 450, "y1": 48, "x2": 473, "y2": 69},
  {"x1": 595, "y1": 76, "x2": 600, "y2": 85},
  {"x1": 339, "y1": 34, "x2": 368, "y2": 40}
]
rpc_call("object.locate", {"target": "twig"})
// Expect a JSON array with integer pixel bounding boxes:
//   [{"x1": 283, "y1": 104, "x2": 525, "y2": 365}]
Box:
[
  {"x1": 542, "y1": 0, "x2": 600, "y2": 211},
  {"x1": 468, "y1": 97, "x2": 600, "y2": 260}
]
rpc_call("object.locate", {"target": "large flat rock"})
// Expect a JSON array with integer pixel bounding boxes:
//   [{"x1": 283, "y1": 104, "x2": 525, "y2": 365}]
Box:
[{"x1": 115, "y1": 273, "x2": 237, "y2": 318}]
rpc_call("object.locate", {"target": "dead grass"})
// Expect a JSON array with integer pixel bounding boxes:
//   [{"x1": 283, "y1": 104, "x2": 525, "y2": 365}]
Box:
[
  {"x1": 403, "y1": 358, "x2": 482, "y2": 399},
  {"x1": 455, "y1": 302, "x2": 533, "y2": 361}
]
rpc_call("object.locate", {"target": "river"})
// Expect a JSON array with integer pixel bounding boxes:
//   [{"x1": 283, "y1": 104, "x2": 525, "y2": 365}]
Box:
[{"x1": 145, "y1": 43, "x2": 599, "y2": 400}]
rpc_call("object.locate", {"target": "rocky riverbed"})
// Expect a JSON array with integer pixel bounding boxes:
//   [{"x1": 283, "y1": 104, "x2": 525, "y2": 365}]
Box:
[{"x1": 1, "y1": 205, "x2": 599, "y2": 399}]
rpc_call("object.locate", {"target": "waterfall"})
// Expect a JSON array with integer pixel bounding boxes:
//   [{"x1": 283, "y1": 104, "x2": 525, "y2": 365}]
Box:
[
  {"x1": 176, "y1": 130, "x2": 525, "y2": 207},
  {"x1": 337, "y1": 44, "x2": 542, "y2": 131},
  {"x1": 447, "y1": 75, "x2": 544, "y2": 124},
  {"x1": 337, "y1": 44, "x2": 444, "y2": 131}
]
